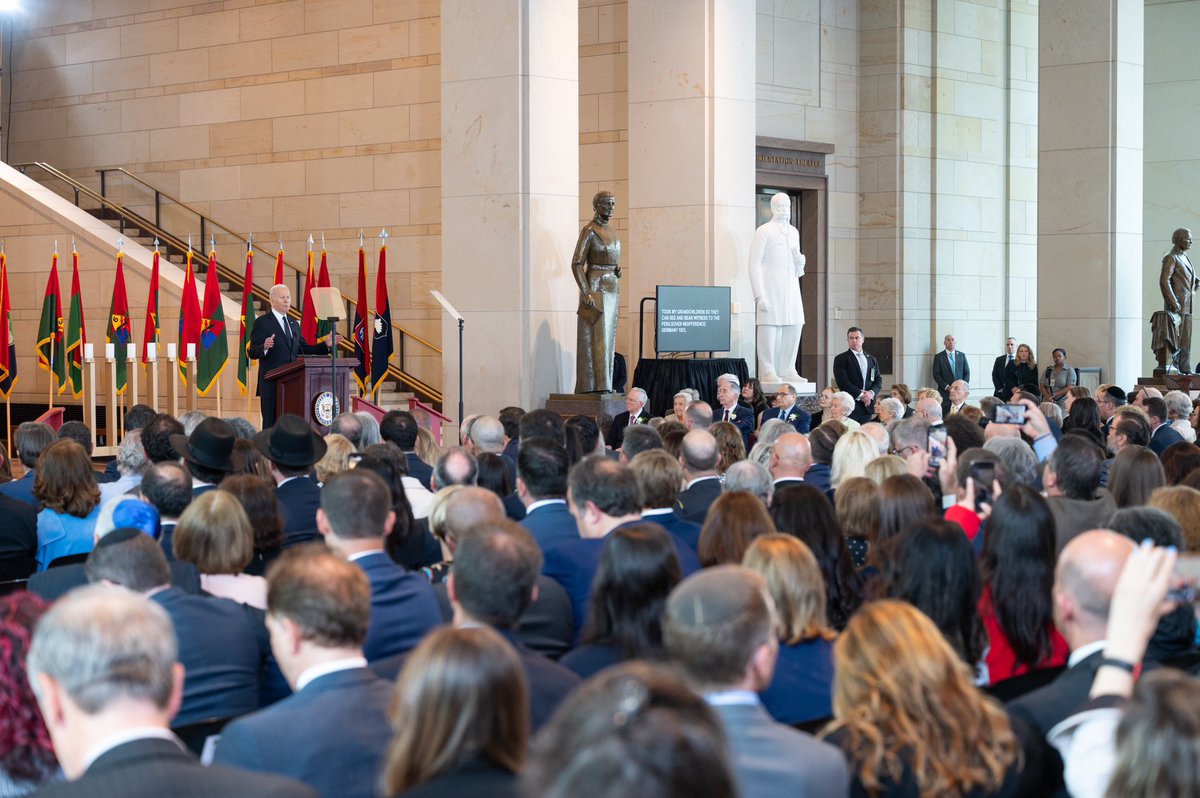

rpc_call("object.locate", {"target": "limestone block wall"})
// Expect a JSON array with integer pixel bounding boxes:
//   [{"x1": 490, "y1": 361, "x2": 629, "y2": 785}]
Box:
[
  {"x1": 1143, "y1": 0, "x2": 1200, "y2": 374},
  {"x1": 6, "y1": 0, "x2": 443, "y2": 393}
]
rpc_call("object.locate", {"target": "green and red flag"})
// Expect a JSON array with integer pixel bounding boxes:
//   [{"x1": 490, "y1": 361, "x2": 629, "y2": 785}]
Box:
[
  {"x1": 195, "y1": 246, "x2": 228, "y2": 397},
  {"x1": 36, "y1": 250, "x2": 65, "y2": 392},
  {"x1": 300, "y1": 237, "x2": 318, "y2": 345},
  {"x1": 177, "y1": 249, "x2": 201, "y2": 384},
  {"x1": 0, "y1": 251, "x2": 17, "y2": 398},
  {"x1": 370, "y1": 232, "x2": 393, "y2": 396},
  {"x1": 64, "y1": 248, "x2": 86, "y2": 399},
  {"x1": 236, "y1": 242, "x2": 254, "y2": 396},
  {"x1": 106, "y1": 248, "x2": 132, "y2": 394},
  {"x1": 352, "y1": 239, "x2": 370, "y2": 394},
  {"x1": 141, "y1": 243, "x2": 160, "y2": 368}
]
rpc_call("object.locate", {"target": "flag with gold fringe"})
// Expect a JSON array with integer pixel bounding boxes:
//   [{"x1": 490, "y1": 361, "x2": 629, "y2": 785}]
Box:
[
  {"x1": 195, "y1": 247, "x2": 228, "y2": 397},
  {"x1": 106, "y1": 249, "x2": 132, "y2": 394},
  {"x1": 36, "y1": 251, "x2": 65, "y2": 392},
  {"x1": 64, "y1": 249, "x2": 86, "y2": 399}
]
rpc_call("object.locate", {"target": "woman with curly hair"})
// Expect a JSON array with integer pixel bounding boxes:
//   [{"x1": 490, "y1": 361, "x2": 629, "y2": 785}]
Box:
[
  {"x1": 821, "y1": 600, "x2": 1030, "y2": 797},
  {"x1": 709, "y1": 421, "x2": 747, "y2": 475},
  {"x1": 0, "y1": 592, "x2": 57, "y2": 794},
  {"x1": 698, "y1": 491, "x2": 775, "y2": 567}
]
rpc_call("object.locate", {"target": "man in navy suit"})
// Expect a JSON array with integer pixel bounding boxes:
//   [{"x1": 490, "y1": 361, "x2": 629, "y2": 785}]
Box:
[
  {"x1": 84, "y1": 533, "x2": 266, "y2": 727},
  {"x1": 380, "y1": 410, "x2": 434, "y2": 488},
  {"x1": 247, "y1": 284, "x2": 332, "y2": 430},
  {"x1": 932, "y1": 333, "x2": 970, "y2": 413},
  {"x1": 450, "y1": 519, "x2": 580, "y2": 730},
  {"x1": 256, "y1": 414, "x2": 327, "y2": 548},
  {"x1": 214, "y1": 548, "x2": 394, "y2": 798},
  {"x1": 714, "y1": 373, "x2": 754, "y2": 448},
  {"x1": 27, "y1": 584, "x2": 316, "y2": 798},
  {"x1": 630, "y1": 450, "x2": 702, "y2": 552},
  {"x1": 1145, "y1": 395, "x2": 1186, "y2": 456},
  {"x1": 832, "y1": 326, "x2": 883, "y2": 424},
  {"x1": 607, "y1": 387, "x2": 652, "y2": 449},
  {"x1": 675, "y1": 430, "x2": 723, "y2": 524},
  {"x1": 318, "y1": 469, "x2": 442, "y2": 662},
  {"x1": 0, "y1": 421, "x2": 56, "y2": 509},
  {"x1": 544, "y1": 457, "x2": 700, "y2": 639},
  {"x1": 517, "y1": 437, "x2": 580, "y2": 551},
  {"x1": 760, "y1": 383, "x2": 812, "y2": 433}
]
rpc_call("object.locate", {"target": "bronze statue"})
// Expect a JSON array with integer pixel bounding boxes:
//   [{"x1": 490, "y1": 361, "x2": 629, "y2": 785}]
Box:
[
  {"x1": 1155, "y1": 228, "x2": 1197, "y2": 373},
  {"x1": 573, "y1": 191, "x2": 622, "y2": 393}
]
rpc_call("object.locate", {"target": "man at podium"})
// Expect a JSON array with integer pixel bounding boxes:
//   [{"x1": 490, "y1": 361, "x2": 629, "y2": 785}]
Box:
[{"x1": 248, "y1": 284, "x2": 332, "y2": 428}]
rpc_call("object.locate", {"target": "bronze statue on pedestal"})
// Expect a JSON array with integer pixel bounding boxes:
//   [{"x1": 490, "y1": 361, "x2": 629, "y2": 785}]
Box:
[
  {"x1": 573, "y1": 191, "x2": 621, "y2": 393},
  {"x1": 1154, "y1": 228, "x2": 1197, "y2": 374}
]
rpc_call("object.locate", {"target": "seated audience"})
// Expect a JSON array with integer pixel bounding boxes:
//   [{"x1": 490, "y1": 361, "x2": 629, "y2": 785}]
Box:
[
  {"x1": 684, "y1": 400, "x2": 714, "y2": 431},
  {"x1": 743, "y1": 534, "x2": 836, "y2": 725},
  {"x1": 172, "y1": 416, "x2": 241, "y2": 496},
  {"x1": 721, "y1": 460, "x2": 773, "y2": 505},
  {"x1": 446, "y1": 520, "x2": 579, "y2": 730},
  {"x1": 0, "y1": 422, "x2": 56, "y2": 509},
  {"x1": 356, "y1": 443, "x2": 432, "y2": 570},
  {"x1": 213, "y1": 548, "x2": 394, "y2": 798},
  {"x1": 709, "y1": 421, "x2": 746, "y2": 475},
  {"x1": 617, "y1": 424, "x2": 662, "y2": 464},
  {"x1": 561, "y1": 523, "x2": 681, "y2": 679},
  {"x1": 1160, "y1": 440, "x2": 1200, "y2": 485},
  {"x1": 1106, "y1": 445, "x2": 1165, "y2": 508},
  {"x1": 430, "y1": 446, "x2": 478, "y2": 491},
  {"x1": 98, "y1": 430, "x2": 148, "y2": 502},
  {"x1": 516, "y1": 437, "x2": 579, "y2": 552},
  {"x1": 476, "y1": 452, "x2": 513, "y2": 500},
  {"x1": 314, "y1": 433, "x2": 354, "y2": 484},
  {"x1": 768, "y1": 432, "x2": 812, "y2": 487},
  {"x1": 26, "y1": 584, "x2": 314, "y2": 797},
  {"x1": 565, "y1": 415, "x2": 604, "y2": 467},
  {"x1": 380, "y1": 410, "x2": 433, "y2": 488},
  {"x1": 34, "y1": 438, "x2": 102, "y2": 570},
  {"x1": 173, "y1": 490, "x2": 266, "y2": 610},
  {"x1": 0, "y1": 592, "x2": 57, "y2": 793},
  {"x1": 697, "y1": 491, "x2": 775, "y2": 567},
  {"x1": 1043, "y1": 436, "x2": 1115, "y2": 552},
  {"x1": 827, "y1": 391, "x2": 860, "y2": 430},
  {"x1": 771, "y1": 483, "x2": 864, "y2": 630},
  {"x1": 317, "y1": 469, "x2": 442, "y2": 663},
  {"x1": 821, "y1": 600, "x2": 1033, "y2": 797},
  {"x1": 523, "y1": 662, "x2": 737, "y2": 798},
  {"x1": 834, "y1": 476, "x2": 879, "y2": 567},
  {"x1": 219, "y1": 473, "x2": 285, "y2": 576},
  {"x1": 329, "y1": 412, "x2": 364, "y2": 449},
  {"x1": 0, "y1": 466, "x2": 38, "y2": 579},
  {"x1": 1062, "y1": 397, "x2": 1105, "y2": 449},
  {"x1": 804, "y1": 421, "x2": 845, "y2": 493},
  {"x1": 984, "y1": 436, "x2": 1041, "y2": 488},
  {"x1": 863, "y1": 454, "x2": 906, "y2": 486},
  {"x1": 630, "y1": 449, "x2": 702, "y2": 552},
  {"x1": 662, "y1": 566, "x2": 849, "y2": 796},
  {"x1": 1163, "y1": 389, "x2": 1197, "y2": 443},
  {"x1": 675, "y1": 430, "x2": 723, "y2": 524},
  {"x1": 875, "y1": 474, "x2": 937, "y2": 557},
  {"x1": 356, "y1": 412, "x2": 382, "y2": 448},
  {"x1": 419, "y1": 485, "x2": 464, "y2": 584},
  {"x1": 255, "y1": 415, "x2": 326, "y2": 547},
  {"x1": 1148, "y1": 484, "x2": 1200, "y2": 550},
  {"x1": 830, "y1": 429, "x2": 879, "y2": 490}
]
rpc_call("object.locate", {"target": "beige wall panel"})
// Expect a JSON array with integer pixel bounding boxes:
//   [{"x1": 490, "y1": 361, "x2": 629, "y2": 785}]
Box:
[
  {"x1": 272, "y1": 112, "x2": 341, "y2": 152},
  {"x1": 305, "y1": 73, "x2": 374, "y2": 114},
  {"x1": 209, "y1": 42, "x2": 273, "y2": 81},
  {"x1": 150, "y1": 125, "x2": 209, "y2": 162},
  {"x1": 179, "y1": 10, "x2": 241, "y2": 47},
  {"x1": 209, "y1": 120, "x2": 273, "y2": 158},
  {"x1": 272, "y1": 31, "x2": 341, "y2": 73},
  {"x1": 239, "y1": 2, "x2": 306, "y2": 43},
  {"x1": 338, "y1": 22, "x2": 412, "y2": 64},
  {"x1": 239, "y1": 83, "x2": 306, "y2": 121},
  {"x1": 150, "y1": 49, "x2": 211, "y2": 87}
]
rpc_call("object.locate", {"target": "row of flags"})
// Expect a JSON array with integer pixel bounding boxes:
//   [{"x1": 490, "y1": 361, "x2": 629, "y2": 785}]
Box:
[{"x1": 26, "y1": 237, "x2": 395, "y2": 401}]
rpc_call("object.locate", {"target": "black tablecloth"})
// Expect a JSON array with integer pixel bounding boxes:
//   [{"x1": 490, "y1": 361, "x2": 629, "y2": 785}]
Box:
[{"x1": 632, "y1": 358, "x2": 750, "y2": 417}]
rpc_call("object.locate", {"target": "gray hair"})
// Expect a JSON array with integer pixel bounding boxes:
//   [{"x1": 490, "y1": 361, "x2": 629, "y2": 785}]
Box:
[
  {"x1": 330, "y1": 412, "x2": 364, "y2": 448},
  {"x1": 746, "y1": 441, "x2": 774, "y2": 467},
  {"x1": 831, "y1": 391, "x2": 855, "y2": 414},
  {"x1": 983, "y1": 437, "x2": 1039, "y2": 487},
  {"x1": 28, "y1": 584, "x2": 177, "y2": 713},
  {"x1": 722, "y1": 460, "x2": 773, "y2": 505},
  {"x1": 756, "y1": 418, "x2": 792, "y2": 447},
  {"x1": 878, "y1": 397, "x2": 904, "y2": 420},
  {"x1": 891, "y1": 417, "x2": 930, "y2": 453},
  {"x1": 1164, "y1": 390, "x2": 1193, "y2": 421},
  {"x1": 673, "y1": 390, "x2": 694, "y2": 405},
  {"x1": 469, "y1": 415, "x2": 506, "y2": 454},
  {"x1": 629, "y1": 387, "x2": 648, "y2": 405},
  {"x1": 116, "y1": 429, "x2": 149, "y2": 477},
  {"x1": 178, "y1": 410, "x2": 207, "y2": 437},
  {"x1": 716, "y1": 373, "x2": 740, "y2": 391},
  {"x1": 355, "y1": 412, "x2": 382, "y2": 447},
  {"x1": 1040, "y1": 402, "x2": 1063, "y2": 426},
  {"x1": 859, "y1": 422, "x2": 891, "y2": 455}
]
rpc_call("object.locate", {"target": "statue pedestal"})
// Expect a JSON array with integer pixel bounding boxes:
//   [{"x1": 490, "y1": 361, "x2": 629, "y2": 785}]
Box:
[
  {"x1": 1156, "y1": 372, "x2": 1200, "y2": 394},
  {"x1": 546, "y1": 392, "x2": 627, "y2": 422}
]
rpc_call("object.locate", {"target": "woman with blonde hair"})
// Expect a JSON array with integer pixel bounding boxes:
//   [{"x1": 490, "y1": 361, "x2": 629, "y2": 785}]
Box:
[
  {"x1": 1148, "y1": 485, "x2": 1200, "y2": 552},
  {"x1": 383, "y1": 626, "x2": 527, "y2": 796},
  {"x1": 743, "y1": 534, "x2": 837, "y2": 725},
  {"x1": 315, "y1": 433, "x2": 355, "y2": 484},
  {"x1": 830, "y1": 430, "x2": 879, "y2": 490},
  {"x1": 864, "y1": 454, "x2": 907, "y2": 486},
  {"x1": 821, "y1": 600, "x2": 1029, "y2": 796},
  {"x1": 173, "y1": 490, "x2": 265, "y2": 609}
]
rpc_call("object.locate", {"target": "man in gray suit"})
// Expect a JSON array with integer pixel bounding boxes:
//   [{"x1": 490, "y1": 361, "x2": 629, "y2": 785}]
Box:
[{"x1": 663, "y1": 566, "x2": 849, "y2": 797}]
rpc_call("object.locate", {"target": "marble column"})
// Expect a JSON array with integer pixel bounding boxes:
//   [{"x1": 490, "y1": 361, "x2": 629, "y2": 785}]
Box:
[
  {"x1": 626, "y1": 0, "x2": 756, "y2": 377},
  {"x1": 1038, "y1": 0, "x2": 1142, "y2": 386},
  {"x1": 441, "y1": 1, "x2": 579, "y2": 412}
]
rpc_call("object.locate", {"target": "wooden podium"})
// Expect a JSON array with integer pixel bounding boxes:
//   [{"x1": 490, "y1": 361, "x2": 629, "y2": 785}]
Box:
[{"x1": 265, "y1": 356, "x2": 359, "y2": 431}]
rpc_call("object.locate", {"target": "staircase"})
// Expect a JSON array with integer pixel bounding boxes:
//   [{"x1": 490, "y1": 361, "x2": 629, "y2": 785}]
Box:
[{"x1": 13, "y1": 162, "x2": 441, "y2": 412}]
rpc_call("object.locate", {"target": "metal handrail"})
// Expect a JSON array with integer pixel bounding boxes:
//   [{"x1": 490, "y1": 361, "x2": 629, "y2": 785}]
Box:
[{"x1": 13, "y1": 162, "x2": 442, "y2": 405}]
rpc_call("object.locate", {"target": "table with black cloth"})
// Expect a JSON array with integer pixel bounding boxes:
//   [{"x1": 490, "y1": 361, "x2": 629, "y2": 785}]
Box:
[{"x1": 632, "y1": 358, "x2": 750, "y2": 418}]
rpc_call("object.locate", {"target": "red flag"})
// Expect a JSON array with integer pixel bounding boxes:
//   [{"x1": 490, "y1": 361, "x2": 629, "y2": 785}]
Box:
[
  {"x1": 141, "y1": 247, "x2": 160, "y2": 366},
  {"x1": 274, "y1": 247, "x2": 284, "y2": 286},
  {"x1": 352, "y1": 245, "x2": 370, "y2": 393},
  {"x1": 316, "y1": 249, "x2": 333, "y2": 340},
  {"x1": 106, "y1": 252, "x2": 133, "y2": 394},
  {"x1": 0, "y1": 252, "x2": 15, "y2": 398},
  {"x1": 370, "y1": 240, "x2": 392, "y2": 394},
  {"x1": 177, "y1": 251, "x2": 201, "y2": 383},
  {"x1": 300, "y1": 244, "x2": 318, "y2": 345},
  {"x1": 237, "y1": 247, "x2": 254, "y2": 396}
]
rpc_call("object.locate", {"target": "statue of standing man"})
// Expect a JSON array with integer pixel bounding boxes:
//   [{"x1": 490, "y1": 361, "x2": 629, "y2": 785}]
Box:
[
  {"x1": 1155, "y1": 228, "x2": 1198, "y2": 373},
  {"x1": 748, "y1": 193, "x2": 806, "y2": 384},
  {"x1": 573, "y1": 191, "x2": 622, "y2": 393}
]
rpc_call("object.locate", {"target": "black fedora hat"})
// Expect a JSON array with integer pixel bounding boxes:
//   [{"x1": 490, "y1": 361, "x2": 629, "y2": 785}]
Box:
[
  {"x1": 171, "y1": 417, "x2": 242, "y2": 472},
  {"x1": 254, "y1": 414, "x2": 327, "y2": 469}
]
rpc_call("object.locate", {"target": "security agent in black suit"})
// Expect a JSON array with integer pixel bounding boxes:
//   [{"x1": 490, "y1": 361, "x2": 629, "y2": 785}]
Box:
[
  {"x1": 256, "y1": 414, "x2": 328, "y2": 548},
  {"x1": 832, "y1": 326, "x2": 883, "y2": 424},
  {"x1": 607, "y1": 388, "x2": 652, "y2": 449},
  {"x1": 992, "y1": 337, "x2": 1018, "y2": 398},
  {"x1": 26, "y1": 583, "x2": 315, "y2": 798},
  {"x1": 247, "y1": 284, "x2": 332, "y2": 430},
  {"x1": 447, "y1": 519, "x2": 580, "y2": 730}
]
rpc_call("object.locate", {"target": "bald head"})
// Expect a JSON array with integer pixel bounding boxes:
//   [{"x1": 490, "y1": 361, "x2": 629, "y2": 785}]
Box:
[
  {"x1": 859, "y1": 422, "x2": 890, "y2": 455},
  {"x1": 679, "y1": 429, "x2": 720, "y2": 476},
  {"x1": 468, "y1": 415, "x2": 505, "y2": 454},
  {"x1": 770, "y1": 433, "x2": 812, "y2": 480},
  {"x1": 443, "y1": 486, "x2": 505, "y2": 539},
  {"x1": 1054, "y1": 530, "x2": 1136, "y2": 648},
  {"x1": 916, "y1": 397, "x2": 943, "y2": 422}
]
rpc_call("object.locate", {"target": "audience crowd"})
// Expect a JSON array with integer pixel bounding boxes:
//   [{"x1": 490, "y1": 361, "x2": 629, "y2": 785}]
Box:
[{"x1": 2, "y1": 361, "x2": 1200, "y2": 798}]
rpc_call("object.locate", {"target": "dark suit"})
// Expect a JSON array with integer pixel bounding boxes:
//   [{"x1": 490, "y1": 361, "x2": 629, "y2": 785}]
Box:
[
  {"x1": 606, "y1": 407, "x2": 651, "y2": 449},
  {"x1": 160, "y1": 522, "x2": 178, "y2": 564},
  {"x1": 519, "y1": 500, "x2": 580, "y2": 552},
  {"x1": 832, "y1": 349, "x2": 883, "y2": 423},
  {"x1": 992, "y1": 354, "x2": 1017, "y2": 398},
  {"x1": 151, "y1": 587, "x2": 266, "y2": 726},
  {"x1": 353, "y1": 551, "x2": 442, "y2": 662},
  {"x1": 395, "y1": 756, "x2": 520, "y2": 798},
  {"x1": 1008, "y1": 650, "x2": 1104, "y2": 737},
  {"x1": 760, "y1": 405, "x2": 812, "y2": 434},
  {"x1": 404, "y1": 451, "x2": 434, "y2": 489},
  {"x1": 641, "y1": 510, "x2": 702, "y2": 552},
  {"x1": 800, "y1": 464, "x2": 831, "y2": 494},
  {"x1": 429, "y1": 574, "x2": 575, "y2": 661},
  {"x1": 213, "y1": 667, "x2": 394, "y2": 798},
  {"x1": 1150, "y1": 422, "x2": 1186, "y2": 457},
  {"x1": 276, "y1": 478, "x2": 322, "y2": 548},
  {"x1": 29, "y1": 559, "x2": 201, "y2": 602},
  {"x1": 247, "y1": 311, "x2": 328, "y2": 429},
  {"x1": 933, "y1": 349, "x2": 970, "y2": 411},
  {"x1": 0, "y1": 493, "x2": 38, "y2": 580},
  {"x1": 676, "y1": 476, "x2": 723, "y2": 525},
  {"x1": 0, "y1": 470, "x2": 38, "y2": 510},
  {"x1": 494, "y1": 626, "x2": 580, "y2": 731},
  {"x1": 31, "y1": 737, "x2": 315, "y2": 798},
  {"x1": 715, "y1": 402, "x2": 754, "y2": 448}
]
